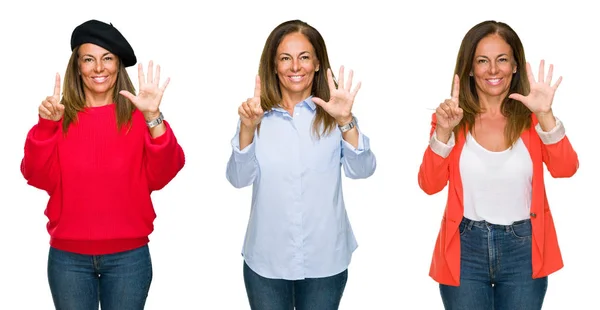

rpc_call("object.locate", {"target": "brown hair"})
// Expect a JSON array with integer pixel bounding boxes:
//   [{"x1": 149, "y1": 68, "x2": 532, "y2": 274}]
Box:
[
  {"x1": 258, "y1": 19, "x2": 337, "y2": 138},
  {"x1": 453, "y1": 20, "x2": 531, "y2": 147},
  {"x1": 60, "y1": 46, "x2": 136, "y2": 133}
]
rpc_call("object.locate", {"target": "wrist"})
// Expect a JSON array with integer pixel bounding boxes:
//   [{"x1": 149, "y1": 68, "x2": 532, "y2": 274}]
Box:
[
  {"x1": 143, "y1": 110, "x2": 161, "y2": 122},
  {"x1": 435, "y1": 127, "x2": 453, "y2": 141},
  {"x1": 336, "y1": 115, "x2": 353, "y2": 127},
  {"x1": 145, "y1": 112, "x2": 164, "y2": 128},
  {"x1": 240, "y1": 123, "x2": 257, "y2": 135},
  {"x1": 535, "y1": 110, "x2": 554, "y2": 122}
]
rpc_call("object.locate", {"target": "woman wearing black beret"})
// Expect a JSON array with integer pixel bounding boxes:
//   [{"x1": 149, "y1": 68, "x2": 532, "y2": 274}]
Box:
[{"x1": 20, "y1": 19, "x2": 185, "y2": 309}]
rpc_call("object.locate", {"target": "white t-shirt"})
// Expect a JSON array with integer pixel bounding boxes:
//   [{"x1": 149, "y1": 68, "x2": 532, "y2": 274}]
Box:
[{"x1": 459, "y1": 132, "x2": 533, "y2": 225}]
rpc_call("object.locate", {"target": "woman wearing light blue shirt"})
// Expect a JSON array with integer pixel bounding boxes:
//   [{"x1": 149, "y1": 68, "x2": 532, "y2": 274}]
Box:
[{"x1": 226, "y1": 19, "x2": 377, "y2": 310}]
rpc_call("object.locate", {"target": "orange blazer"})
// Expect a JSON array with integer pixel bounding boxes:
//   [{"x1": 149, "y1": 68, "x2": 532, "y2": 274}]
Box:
[{"x1": 418, "y1": 113, "x2": 579, "y2": 286}]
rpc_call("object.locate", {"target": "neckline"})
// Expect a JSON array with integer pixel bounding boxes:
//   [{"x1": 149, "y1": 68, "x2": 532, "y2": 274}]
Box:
[{"x1": 467, "y1": 132, "x2": 511, "y2": 154}]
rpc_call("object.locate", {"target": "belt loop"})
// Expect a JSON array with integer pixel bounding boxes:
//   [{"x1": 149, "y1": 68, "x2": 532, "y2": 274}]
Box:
[{"x1": 467, "y1": 219, "x2": 474, "y2": 230}]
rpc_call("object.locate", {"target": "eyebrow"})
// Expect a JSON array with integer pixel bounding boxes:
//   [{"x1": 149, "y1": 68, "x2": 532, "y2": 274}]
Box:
[
  {"x1": 278, "y1": 51, "x2": 311, "y2": 57},
  {"x1": 81, "y1": 52, "x2": 113, "y2": 58},
  {"x1": 475, "y1": 53, "x2": 509, "y2": 59}
]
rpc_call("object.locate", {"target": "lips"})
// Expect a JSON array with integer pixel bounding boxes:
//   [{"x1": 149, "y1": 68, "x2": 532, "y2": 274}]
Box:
[
  {"x1": 486, "y1": 78, "x2": 502, "y2": 86},
  {"x1": 288, "y1": 75, "x2": 304, "y2": 82},
  {"x1": 92, "y1": 76, "x2": 108, "y2": 83}
]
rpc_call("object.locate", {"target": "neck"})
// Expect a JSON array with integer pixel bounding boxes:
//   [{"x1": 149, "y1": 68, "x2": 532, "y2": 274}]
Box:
[
  {"x1": 280, "y1": 90, "x2": 311, "y2": 111},
  {"x1": 478, "y1": 94, "x2": 507, "y2": 116},
  {"x1": 84, "y1": 90, "x2": 114, "y2": 107}
]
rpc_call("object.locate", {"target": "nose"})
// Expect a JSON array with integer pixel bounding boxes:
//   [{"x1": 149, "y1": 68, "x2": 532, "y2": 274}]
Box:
[
  {"x1": 291, "y1": 58, "x2": 300, "y2": 72},
  {"x1": 94, "y1": 60, "x2": 104, "y2": 72},
  {"x1": 489, "y1": 61, "x2": 499, "y2": 74}
]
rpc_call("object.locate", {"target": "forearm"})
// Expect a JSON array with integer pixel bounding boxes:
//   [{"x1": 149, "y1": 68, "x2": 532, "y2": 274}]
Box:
[{"x1": 239, "y1": 124, "x2": 256, "y2": 150}]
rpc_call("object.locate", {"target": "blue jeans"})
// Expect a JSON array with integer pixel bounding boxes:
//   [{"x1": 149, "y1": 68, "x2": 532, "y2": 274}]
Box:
[
  {"x1": 440, "y1": 217, "x2": 548, "y2": 310},
  {"x1": 47, "y1": 245, "x2": 153, "y2": 310},
  {"x1": 243, "y1": 261, "x2": 348, "y2": 310}
]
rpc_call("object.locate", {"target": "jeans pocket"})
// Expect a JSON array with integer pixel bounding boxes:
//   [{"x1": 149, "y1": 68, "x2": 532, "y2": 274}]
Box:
[
  {"x1": 510, "y1": 220, "x2": 532, "y2": 239},
  {"x1": 459, "y1": 221, "x2": 467, "y2": 236}
]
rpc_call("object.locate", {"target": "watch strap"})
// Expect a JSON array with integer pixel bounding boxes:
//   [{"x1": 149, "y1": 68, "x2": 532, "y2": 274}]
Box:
[
  {"x1": 146, "y1": 112, "x2": 164, "y2": 128},
  {"x1": 338, "y1": 116, "x2": 356, "y2": 133}
]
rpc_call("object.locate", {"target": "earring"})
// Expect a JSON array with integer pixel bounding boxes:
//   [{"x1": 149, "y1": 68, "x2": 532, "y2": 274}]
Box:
[
  {"x1": 315, "y1": 68, "x2": 319, "y2": 72},
  {"x1": 469, "y1": 72, "x2": 473, "y2": 77}
]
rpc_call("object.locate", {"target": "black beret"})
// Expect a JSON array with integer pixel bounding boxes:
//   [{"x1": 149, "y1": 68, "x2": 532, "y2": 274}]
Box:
[{"x1": 70, "y1": 19, "x2": 137, "y2": 67}]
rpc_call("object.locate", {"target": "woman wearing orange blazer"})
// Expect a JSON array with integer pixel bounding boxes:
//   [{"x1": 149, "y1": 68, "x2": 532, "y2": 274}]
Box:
[{"x1": 418, "y1": 20, "x2": 578, "y2": 309}]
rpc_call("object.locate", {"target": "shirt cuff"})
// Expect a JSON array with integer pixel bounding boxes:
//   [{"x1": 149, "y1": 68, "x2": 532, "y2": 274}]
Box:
[
  {"x1": 535, "y1": 117, "x2": 565, "y2": 145},
  {"x1": 429, "y1": 131, "x2": 455, "y2": 158},
  {"x1": 342, "y1": 129, "x2": 367, "y2": 155}
]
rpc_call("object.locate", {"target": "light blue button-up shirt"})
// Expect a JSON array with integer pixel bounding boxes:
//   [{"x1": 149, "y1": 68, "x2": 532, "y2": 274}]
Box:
[{"x1": 226, "y1": 96, "x2": 376, "y2": 280}]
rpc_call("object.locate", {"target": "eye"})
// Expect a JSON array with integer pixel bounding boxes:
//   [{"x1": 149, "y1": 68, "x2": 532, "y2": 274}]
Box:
[
  {"x1": 498, "y1": 58, "x2": 509, "y2": 62},
  {"x1": 103, "y1": 56, "x2": 113, "y2": 61},
  {"x1": 300, "y1": 55, "x2": 310, "y2": 60},
  {"x1": 280, "y1": 56, "x2": 291, "y2": 61},
  {"x1": 477, "y1": 59, "x2": 487, "y2": 64}
]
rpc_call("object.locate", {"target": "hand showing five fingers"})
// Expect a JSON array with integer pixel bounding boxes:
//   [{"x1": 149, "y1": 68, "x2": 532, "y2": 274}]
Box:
[
  {"x1": 38, "y1": 73, "x2": 65, "y2": 121},
  {"x1": 238, "y1": 75, "x2": 264, "y2": 130},
  {"x1": 119, "y1": 61, "x2": 170, "y2": 120},
  {"x1": 508, "y1": 60, "x2": 561, "y2": 117},
  {"x1": 312, "y1": 66, "x2": 361, "y2": 125},
  {"x1": 436, "y1": 74, "x2": 463, "y2": 131}
]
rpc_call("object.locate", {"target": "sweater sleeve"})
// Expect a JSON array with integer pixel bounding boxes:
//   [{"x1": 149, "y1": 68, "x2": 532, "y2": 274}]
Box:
[
  {"x1": 418, "y1": 113, "x2": 453, "y2": 195},
  {"x1": 20, "y1": 116, "x2": 62, "y2": 194},
  {"x1": 144, "y1": 120, "x2": 185, "y2": 191}
]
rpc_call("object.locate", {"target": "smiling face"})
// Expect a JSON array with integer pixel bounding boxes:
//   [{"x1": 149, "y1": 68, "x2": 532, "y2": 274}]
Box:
[
  {"x1": 472, "y1": 34, "x2": 517, "y2": 101},
  {"x1": 275, "y1": 32, "x2": 320, "y2": 101},
  {"x1": 78, "y1": 43, "x2": 119, "y2": 99}
]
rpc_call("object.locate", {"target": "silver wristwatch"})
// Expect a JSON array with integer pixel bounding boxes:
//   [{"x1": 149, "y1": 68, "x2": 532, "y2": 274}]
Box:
[
  {"x1": 146, "y1": 112, "x2": 164, "y2": 128},
  {"x1": 338, "y1": 116, "x2": 357, "y2": 133}
]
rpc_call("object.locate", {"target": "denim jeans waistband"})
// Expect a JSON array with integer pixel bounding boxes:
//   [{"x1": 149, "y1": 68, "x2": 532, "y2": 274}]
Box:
[{"x1": 461, "y1": 217, "x2": 531, "y2": 232}]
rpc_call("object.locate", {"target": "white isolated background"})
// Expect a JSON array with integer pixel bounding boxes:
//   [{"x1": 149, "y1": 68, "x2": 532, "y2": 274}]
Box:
[{"x1": 1, "y1": 0, "x2": 597, "y2": 309}]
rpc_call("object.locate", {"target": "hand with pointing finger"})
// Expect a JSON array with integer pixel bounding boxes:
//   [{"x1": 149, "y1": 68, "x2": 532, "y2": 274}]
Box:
[
  {"x1": 436, "y1": 74, "x2": 464, "y2": 132},
  {"x1": 238, "y1": 75, "x2": 264, "y2": 131},
  {"x1": 38, "y1": 73, "x2": 65, "y2": 122}
]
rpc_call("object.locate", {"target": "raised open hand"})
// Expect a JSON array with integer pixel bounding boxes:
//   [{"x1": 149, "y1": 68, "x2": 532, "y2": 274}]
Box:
[
  {"x1": 312, "y1": 66, "x2": 361, "y2": 125},
  {"x1": 238, "y1": 75, "x2": 264, "y2": 130},
  {"x1": 38, "y1": 73, "x2": 65, "y2": 121},
  {"x1": 435, "y1": 74, "x2": 463, "y2": 131},
  {"x1": 119, "y1": 61, "x2": 170, "y2": 120},
  {"x1": 508, "y1": 60, "x2": 561, "y2": 117}
]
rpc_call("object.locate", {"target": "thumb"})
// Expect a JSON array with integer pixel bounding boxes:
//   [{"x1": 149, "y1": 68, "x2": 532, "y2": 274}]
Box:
[
  {"x1": 508, "y1": 93, "x2": 526, "y2": 103},
  {"x1": 119, "y1": 90, "x2": 136, "y2": 102},
  {"x1": 312, "y1": 97, "x2": 326, "y2": 108}
]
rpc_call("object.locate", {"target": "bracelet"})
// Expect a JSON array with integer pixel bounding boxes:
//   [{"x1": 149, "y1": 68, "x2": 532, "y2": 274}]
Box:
[
  {"x1": 146, "y1": 112, "x2": 164, "y2": 128},
  {"x1": 338, "y1": 116, "x2": 357, "y2": 133}
]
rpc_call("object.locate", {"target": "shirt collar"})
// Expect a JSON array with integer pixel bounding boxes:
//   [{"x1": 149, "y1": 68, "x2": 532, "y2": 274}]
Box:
[{"x1": 270, "y1": 95, "x2": 316, "y2": 114}]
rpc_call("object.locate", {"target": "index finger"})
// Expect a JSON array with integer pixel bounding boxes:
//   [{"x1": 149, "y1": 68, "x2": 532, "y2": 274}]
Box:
[
  {"x1": 451, "y1": 74, "x2": 460, "y2": 101},
  {"x1": 254, "y1": 75, "x2": 261, "y2": 98},
  {"x1": 53, "y1": 73, "x2": 61, "y2": 98}
]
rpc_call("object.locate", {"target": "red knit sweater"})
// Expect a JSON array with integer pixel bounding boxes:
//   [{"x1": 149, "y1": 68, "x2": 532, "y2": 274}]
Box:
[{"x1": 21, "y1": 104, "x2": 185, "y2": 255}]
